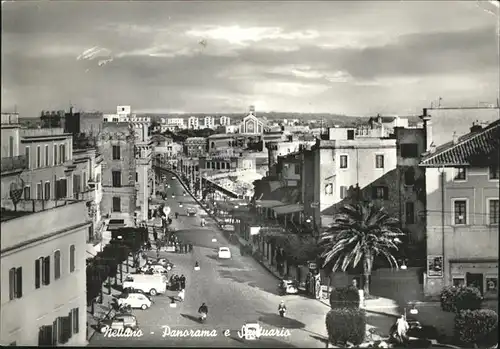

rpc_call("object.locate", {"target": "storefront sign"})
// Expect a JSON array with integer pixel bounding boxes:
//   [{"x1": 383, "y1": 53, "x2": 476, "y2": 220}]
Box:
[
  {"x1": 249, "y1": 226, "x2": 261, "y2": 235},
  {"x1": 427, "y1": 255, "x2": 444, "y2": 278}
]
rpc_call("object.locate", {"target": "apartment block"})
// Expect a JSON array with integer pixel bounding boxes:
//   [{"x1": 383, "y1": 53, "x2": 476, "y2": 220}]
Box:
[
  {"x1": 0, "y1": 199, "x2": 90, "y2": 346},
  {"x1": 420, "y1": 118, "x2": 499, "y2": 298},
  {"x1": 98, "y1": 123, "x2": 136, "y2": 223}
]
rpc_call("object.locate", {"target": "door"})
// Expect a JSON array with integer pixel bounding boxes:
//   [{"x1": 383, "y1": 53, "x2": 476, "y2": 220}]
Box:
[
  {"x1": 466, "y1": 273, "x2": 484, "y2": 294},
  {"x1": 112, "y1": 197, "x2": 121, "y2": 212}
]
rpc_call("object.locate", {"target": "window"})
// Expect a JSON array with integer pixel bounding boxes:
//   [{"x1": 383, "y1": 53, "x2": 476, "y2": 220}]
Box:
[
  {"x1": 38, "y1": 325, "x2": 53, "y2": 346},
  {"x1": 489, "y1": 165, "x2": 499, "y2": 180},
  {"x1": 44, "y1": 181, "x2": 50, "y2": 200},
  {"x1": 55, "y1": 178, "x2": 67, "y2": 199},
  {"x1": 135, "y1": 172, "x2": 138, "y2": 182},
  {"x1": 347, "y1": 130, "x2": 355, "y2": 140},
  {"x1": 488, "y1": 199, "x2": 499, "y2": 225},
  {"x1": 294, "y1": 165, "x2": 301, "y2": 175},
  {"x1": 452, "y1": 199, "x2": 468, "y2": 225},
  {"x1": 339, "y1": 155, "x2": 348, "y2": 169},
  {"x1": 375, "y1": 154, "x2": 384, "y2": 169},
  {"x1": 37, "y1": 145, "x2": 41, "y2": 168},
  {"x1": 112, "y1": 197, "x2": 121, "y2": 212},
  {"x1": 71, "y1": 308, "x2": 79, "y2": 334},
  {"x1": 454, "y1": 167, "x2": 467, "y2": 181},
  {"x1": 9, "y1": 136, "x2": 14, "y2": 157},
  {"x1": 54, "y1": 144, "x2": 58, "y2": 165},
  {"x1": 36, "y1": 182, "x2": 42, "y2": 200},
  {"x1": 324, "y1": 183, "x2": 333, "y2": 195},
  {"x1": 23, "y1": 185, "x2": 30, "y2": 200},
  {"x1": 73, "y1": 174, "x2": 81, "y2": 194},
  {"x1": 70, "y1": 245, "x2": 75, "y2": 273},
  {"x1": 404, "y1": 168, "x2": 415, "y2": 186},
  {"x1": 453, "y1": 278, "x2": 465, "y2": 287},
  {"x1": 112, "y1": 145, "x2": 121, "y2": 160},
  {"x1": 25, "y1": 146, "x2": 30, "y2": 169},
  {"x1": 45, "y1": 145, "x2": 49, "y2": 167},
  {"x1": 400, "y1": 143, "x2": 419, "y2": 158},
  {"x1": 9, "y1": 267, "x2": 22, "y2": 300},
  {"x1": 59, "y1": 144, "x2": 65, "y2": 163},
  {"x1": 54, "y1": 250, "x2": 61, "y2": 280},
  {"x1": 340, "y1": 186, "x2": 348, "y2": 199},
  {"x1": 112, "y1": 171, "x2": 122, "y2": 187},
  {"x1": 405, "y1": 202, "x2": 415, "y2": 224},
  {"x1": 372, "y1": 186, "x2": 388, "y2": 200},
  {"x1": 35, "y1": 257, "x2": 43, "y2": 289},
  {"x1": 83, "y1": 172, "x2": 87, "y2": 189},
  {"x1": 42, "y1": 256, "x2": 50, "y2": 285}
]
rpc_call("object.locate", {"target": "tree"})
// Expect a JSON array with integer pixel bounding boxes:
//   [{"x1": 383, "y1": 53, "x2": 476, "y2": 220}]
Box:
[{"x1": 320, "y1": 203, "x2": 404, "y2": 296}]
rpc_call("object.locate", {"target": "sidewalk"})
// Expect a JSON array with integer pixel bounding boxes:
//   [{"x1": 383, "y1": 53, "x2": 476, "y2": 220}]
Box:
[{"x1": 86, "y1": 255, "x2": 137, "y2": 341}]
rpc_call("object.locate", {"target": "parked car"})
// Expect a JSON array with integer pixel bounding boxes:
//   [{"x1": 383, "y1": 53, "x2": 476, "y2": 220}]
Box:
[
  {"x1": 278, "y1": 279, "x2": 299, "y2": 295},
  {"x1": 156, "y1": 258, "x2": 174, "y2": 269},
  {"x1": 123, "y1": 274, "x2": 168, "y2": 296},
  {"x1": 99, "y1": 314, "x2": 138, "y2": 334},
  {"x1": 114, "y1": 292, "x2": 152, "y2": 310},
  {"x1": 171, "y1": 176, "x2": 176, "y2": 180},
  {"x1": 186, "y1": 207, "x2": 197, "y2": 216},
  {"x1": 218, "y1": 247, "x2": 231, "y2": 259}
]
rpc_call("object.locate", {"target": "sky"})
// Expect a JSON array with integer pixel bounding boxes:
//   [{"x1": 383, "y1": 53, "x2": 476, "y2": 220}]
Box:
[{"x1": 1, "y1": 1, "x2": 499, "y2": 118}]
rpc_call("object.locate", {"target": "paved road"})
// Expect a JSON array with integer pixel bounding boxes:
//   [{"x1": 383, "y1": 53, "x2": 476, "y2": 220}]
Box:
[{"x1": 89, "y1": 173, "x2": 331, "y2": 348}]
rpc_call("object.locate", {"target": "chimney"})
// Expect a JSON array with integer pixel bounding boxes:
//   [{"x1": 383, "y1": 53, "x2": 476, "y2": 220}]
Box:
[
  {"x1": 420, "y1": 108, "x2": 433, "y2": 151},
  {"x1": 470, "y1": 121, "x2": 482, "y2": 133},
  {"x1": 452, "y1": 132, "x2": 458, "y2": 145}
]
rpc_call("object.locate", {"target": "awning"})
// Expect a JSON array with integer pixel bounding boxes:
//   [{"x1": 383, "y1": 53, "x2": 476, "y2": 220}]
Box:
[
  {"x1": 86, "y1": 243, "x2": 98, "y2": 258},
  {"x1": 273, "y1": 204, "x2": 304, "y2": 215},
  {"x1": 255, "y1": 200, "x2": 286, "y2": 208}
]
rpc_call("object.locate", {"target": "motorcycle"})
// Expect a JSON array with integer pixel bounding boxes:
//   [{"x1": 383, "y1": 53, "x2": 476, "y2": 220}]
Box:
[
  {"x1": 279, "y1": 309, "x2": 286, "y2": 317},
  {"x1": 201, "y1": 220, "x2": 206, "y2": 227},
  {"x1": 199, "y1": 312, "x2": 207, "y2": 322}
]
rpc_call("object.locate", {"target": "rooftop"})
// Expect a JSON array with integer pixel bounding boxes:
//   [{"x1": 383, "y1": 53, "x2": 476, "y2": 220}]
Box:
[
  {"x1": 1, "y1": 113, "x2": 20, "y2": 125},
  {"x1": 420, "y1": 119, "x2": 500, "y2": 167},
  {"x1": 1, "y1": 199, "x2": 82, "y2": 222}
]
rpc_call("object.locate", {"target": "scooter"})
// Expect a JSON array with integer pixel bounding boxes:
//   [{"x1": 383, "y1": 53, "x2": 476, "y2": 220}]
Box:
[
  {"x1": 279, "y1": 308, "x2": 286, "y2": 317},
  {"x1": 199, "y1": 312, "x2": 207, "y2": 323},
  {"x1": 201, "y1": 220, "x2": 206, "y2": 227}
]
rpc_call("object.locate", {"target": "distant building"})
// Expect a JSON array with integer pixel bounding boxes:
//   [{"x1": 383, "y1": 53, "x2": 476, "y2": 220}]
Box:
[
  {"x1": 219, "y1": 116, "x2": 231, "y2": 126},
  {"x1": 224, "y1": 125, "x2": 239, "y2": 133},
  {"x1": 420, "y1": 116, "x2": 499, "y2": 298},
  {"x1": 239, "y1": 106, "x2": 265, "y2": 134},
  {"x1": 367, "y1": 114, "x2": 409, "y2": 137},
  {"x1": 183, "y1": 137, "x2": 206, "y2": 157},
  {"x1": 160, "y1": 118, "x2": 185, "y2": 132},
  {"x1": 188, "y1": 116, "x2": 199, "y2": 130},
  {"x1": 203, "y1": 116, "x2": 215, "y2": 129}
]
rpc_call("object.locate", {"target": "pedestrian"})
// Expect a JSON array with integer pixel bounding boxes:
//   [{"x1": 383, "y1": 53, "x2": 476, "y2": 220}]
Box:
[
  {"x1": 178, "y1": 289, "x2": 185, "y2": 302},
  {"x1": 189, "y1": 243, "x2": 193, "y2": 253},
  {"x1": 153, "y1": 231, "x2": 158, "y2": 241},
  {"x1": 180, "y1": 274, "x2": 186, "y2": 289}
]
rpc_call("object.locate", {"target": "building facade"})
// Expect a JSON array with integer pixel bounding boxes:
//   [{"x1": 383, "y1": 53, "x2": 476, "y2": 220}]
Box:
[
  {"x1": 187, "y1": 116, "x2": 199, "y2": 130},
  {"x1": 98, "y1": 123, "x2": 136, "y2": 222},
  {"x1": 420, "y1": 118, "x2": 499, "y2": 298},
  {"x1": 219, "y1": 116, "x2": 231, "y2": 126},
  {"x1": 1, "y1": 199, "x2": 90, "y2": 346},
  {"x1": 183, "y1": 137, "x2": 207, "y2": 157}
]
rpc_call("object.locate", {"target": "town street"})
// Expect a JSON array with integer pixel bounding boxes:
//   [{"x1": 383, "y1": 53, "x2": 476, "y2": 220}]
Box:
[{"x1": 89, "y1": 173, "x2": 331, "y2": 347}]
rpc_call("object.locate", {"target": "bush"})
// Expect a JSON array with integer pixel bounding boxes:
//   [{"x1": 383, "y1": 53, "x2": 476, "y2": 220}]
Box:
[
  {"x1": 454, "y1": 309, "x2": 498, "y2": 345},
  {"x1": 325, "y1": 308, "x2": 366, "y2": 346},
  {"x1": 440, "y1": 286, "x2": 483, "y2": 313},
  {"x1": 330, "y1": 286, "x2": 360, "y2": 309}
]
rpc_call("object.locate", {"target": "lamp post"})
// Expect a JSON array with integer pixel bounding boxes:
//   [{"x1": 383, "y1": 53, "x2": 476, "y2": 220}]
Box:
[{"x1": 117, "y1": 235, "x2": 124, "y2": 283}]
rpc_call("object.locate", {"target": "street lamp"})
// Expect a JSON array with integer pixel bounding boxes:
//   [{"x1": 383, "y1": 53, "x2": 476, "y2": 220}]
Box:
[{"x1": 117, "y1": 235, "x2": 124, "y2": 283}]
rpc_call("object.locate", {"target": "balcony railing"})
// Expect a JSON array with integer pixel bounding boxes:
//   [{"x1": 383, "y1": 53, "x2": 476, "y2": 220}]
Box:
[
  {"x1": 73, "y1": 190, "x2": 95, "y2": 201},
  {"x1": 1, "y1": 155, "x2": 28, "y2": 173}
]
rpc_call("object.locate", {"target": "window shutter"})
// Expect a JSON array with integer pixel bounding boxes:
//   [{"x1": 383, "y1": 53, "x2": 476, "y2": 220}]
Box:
[
  {"x1": 38, "y1": 326, "x2": 44, "y2": 346},
  {"x1": 9, "y1": 268, "x2": 15, "y2": 300},
  {"x1": 67, "y1": 312, "x2": 73, "y2": 339},
  {"x1": 52, "y1": 320, "x2": 58, "y2": 346},
  {"x1": 43, "y1": 257, "x2": 51, "y2": 285},
  {"x1": 35, "y1": 259, "x2": 41, "y2": 288},
  {"x1": 73, "y1": 308, "x2": 79, "y2": 333},
  {"x1": 16, "y1": 267, "x2": 22, "y2": 298}
]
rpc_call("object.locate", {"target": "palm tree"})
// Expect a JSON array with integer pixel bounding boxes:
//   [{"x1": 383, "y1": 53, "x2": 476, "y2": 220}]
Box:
[{"x1": 320, "y1": 203, "x2": 405, "y2": 296}]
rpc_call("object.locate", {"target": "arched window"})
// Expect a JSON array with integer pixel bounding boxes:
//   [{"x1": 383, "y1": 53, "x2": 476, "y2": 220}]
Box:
[
  {"x1": 69, "y1": 245, "x2": 75, "y2": 273},
  {"x1": 404, "y1": 168, "x2": 415, "y2": 186},
  {"x1": 54, "y1": 250, "x2": 61, "y2": 280}
]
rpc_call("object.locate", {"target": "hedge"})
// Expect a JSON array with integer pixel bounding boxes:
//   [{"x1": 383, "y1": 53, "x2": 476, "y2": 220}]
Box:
[
  {"x1": 440, "y1": 285, "x2": 483, "y2": 313},
  {"x1": 454, "y1": 309, "x2": 498, "y2": 345},
  {"x1": 330, "y1": 286, "x2": 360, "y2": 309},
  {"x1": 325, "y1": 308, "x2": 366, "y2": 346}
]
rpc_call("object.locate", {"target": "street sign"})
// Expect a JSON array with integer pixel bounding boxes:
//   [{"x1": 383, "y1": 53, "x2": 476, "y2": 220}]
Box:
[{"x1": 310, "y1": 202, "x2": 319, "y2": 208}]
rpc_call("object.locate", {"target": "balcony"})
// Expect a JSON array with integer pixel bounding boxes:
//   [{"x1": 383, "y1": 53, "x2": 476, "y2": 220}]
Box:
[
  {"x1": 73, "y1": 190, "x2": 95, "y2": 202},
  {"x1": 1, "y1": 113, "x2": 19, "y2": 125},
  {"x1": 1, "y1": 155, "x2": 28, "y2": 174}
]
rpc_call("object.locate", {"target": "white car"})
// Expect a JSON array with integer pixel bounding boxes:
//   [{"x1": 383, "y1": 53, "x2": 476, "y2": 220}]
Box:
[
  {"x1": 115, "y1": 293, "x2": 152, "y2": 310},
  {"x1": 218, "y1": 247, "x2": 231, "y2": 259},
  {"x1": 171, "y1": 176, "x2": 176, "y2": 180}
]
